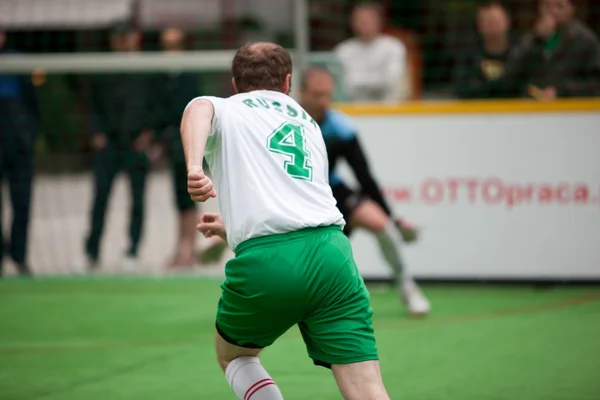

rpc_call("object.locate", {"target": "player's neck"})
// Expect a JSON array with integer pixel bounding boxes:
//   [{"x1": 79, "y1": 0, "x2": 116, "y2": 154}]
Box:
[
  {"x1": 304, "y1": 108, "x2": 325, "y2": 124},
  {"x1": 358, "y1": 34, "x2": 380, "y2": 44},
  {"x1": 241, "y1": 89, "x2": 288, "y2": 96},
  {"x1": 483, "y1": 36, "x2": 508, "y2": 55}
]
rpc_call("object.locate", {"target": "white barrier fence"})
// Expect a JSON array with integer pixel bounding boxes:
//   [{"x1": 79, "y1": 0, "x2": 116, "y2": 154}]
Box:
[
  {"x1": 338, "y1": 111, "x2": 600, "y2": 280},
  {"x1": 2, "y1": 109, "x2": 599, "y2": 280},
  {"x1": 1, "y1": 171, "x2": 230, "y2": 277}
]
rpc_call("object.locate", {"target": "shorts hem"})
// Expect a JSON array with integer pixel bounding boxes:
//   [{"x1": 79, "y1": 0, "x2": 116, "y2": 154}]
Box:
[
  {"x1": 310, "y1": 354, "x2": 380, "y2": 369},
  {"x1": 215, "y1": 322, "x2": 264, "y2": 350}
]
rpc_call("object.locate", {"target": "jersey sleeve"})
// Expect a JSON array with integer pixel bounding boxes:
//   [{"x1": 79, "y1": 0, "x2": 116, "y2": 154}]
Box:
[
  {"x1": 341, "y1": 136, "x2": 393, "y2": 216},
  {"x1": 329, "y1": 170, "x2": 344, "y2": 187},
  {"x1": 183, "y1": 96, "x2": 226, "y2": 153},
  {"x1": 327, "y1": 111, "x2": 393, "y2": 215}
]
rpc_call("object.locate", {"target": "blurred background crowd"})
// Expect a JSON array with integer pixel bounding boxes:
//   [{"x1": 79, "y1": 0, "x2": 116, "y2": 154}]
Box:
[{"x1": 1, "y1": 0, "x2": 599, "y2": 276}]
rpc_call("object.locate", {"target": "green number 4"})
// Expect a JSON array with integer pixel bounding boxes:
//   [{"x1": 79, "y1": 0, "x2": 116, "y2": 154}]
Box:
[{"x1": 267, "y1": 122, "x2": 313, "y2": 181}]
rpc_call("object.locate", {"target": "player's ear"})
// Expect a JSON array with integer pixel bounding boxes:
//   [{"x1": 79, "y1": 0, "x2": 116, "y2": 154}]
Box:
[
  {"x1": 231, "y1": 78, "x2": 239, "y2": 94},
  {"x1": 283, "y1": 74, "x2": 292, "y2": 95}
]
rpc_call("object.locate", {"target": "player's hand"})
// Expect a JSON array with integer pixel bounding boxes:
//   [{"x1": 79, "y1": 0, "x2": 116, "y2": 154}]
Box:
[
  {"x1": 395, "y1": 218, "x2": 420, "y2": 243},
  {"x1": 529, "y1": 85, "x2": 557, "y2": 101},
  {"x1": 92, "y1": 133, "x2": 107, "y2": 150},
  {"x1": 187, "y1": 168, "x2": 216, "y2": 202},
  {"x1": 539, "y1": 86, "x2": 557, "y2": 101},
  {"x1": 197, "y1": 213, "x2": 227, "y2": 241}
]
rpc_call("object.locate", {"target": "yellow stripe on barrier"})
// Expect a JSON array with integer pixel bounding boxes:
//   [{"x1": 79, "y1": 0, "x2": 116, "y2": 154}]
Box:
[{"x1": 335, "y1": 99, "x2": 600, "y2": 115}]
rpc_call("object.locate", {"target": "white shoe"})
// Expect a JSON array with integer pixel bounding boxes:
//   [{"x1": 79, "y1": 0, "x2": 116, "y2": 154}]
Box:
[
  {"x1": 120, "y1": 255, "x2": 138, "y2": 273},
  {"x1": 401, "y1": 280, "x2": 431, "y2": 316}
]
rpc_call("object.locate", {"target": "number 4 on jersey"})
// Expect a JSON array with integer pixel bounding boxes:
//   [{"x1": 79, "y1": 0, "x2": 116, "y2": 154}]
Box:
[{"x1": 267, "y1": 122, "x2": 313, "y2": 181}]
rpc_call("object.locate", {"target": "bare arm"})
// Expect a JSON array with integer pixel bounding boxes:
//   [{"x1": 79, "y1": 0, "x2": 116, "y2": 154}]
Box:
[
  {"x1": 181, "y1": 99, "x2": 214, "y2": 171},
  {"x1": 180, "y1": 99, "x2": 217, "y2": 202}
]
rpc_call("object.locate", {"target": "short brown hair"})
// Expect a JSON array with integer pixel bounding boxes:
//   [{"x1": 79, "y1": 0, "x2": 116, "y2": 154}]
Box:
[
  {"x1": 231, "y1": 42, "x2": 293, "y2": 93},
  {"x1": 354, "y1": 2, "x2": 384, "y2": 14},
  {"x1": 301, "y1": 66, "x2": 333, "y2": 90},
  {"x1": 477, "y1": 0, "x2": 506, "y2": 10}
]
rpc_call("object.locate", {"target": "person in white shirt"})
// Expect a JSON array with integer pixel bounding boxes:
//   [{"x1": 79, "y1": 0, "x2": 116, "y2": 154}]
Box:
[
  {"x1": 335, "y1": 2, "x2": 407, "y2": 102},
  {"x1": 182, "y1": 42, "x2": 391, "y2": 400}
]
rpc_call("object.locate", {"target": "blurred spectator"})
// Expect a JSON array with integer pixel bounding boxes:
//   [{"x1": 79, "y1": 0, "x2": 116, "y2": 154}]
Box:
[
  {"x1": 334, "y1": 2, "x2": 406, "y2": 102},
  {"x1": 0, "y1": 29, "x2": 38, "y2": 277},
  {"x1": 84, "y1": 22, "x2": 154, "y2": 271},
  {"x1": 154, "y1": 28, "x2": 199, "y2": 268},
  {"x1": 506, "y1": 0, "x2": 600, "y2": 99},
  {"x1": 454, "y1": 1, "x2": 514, "y2": 99}
]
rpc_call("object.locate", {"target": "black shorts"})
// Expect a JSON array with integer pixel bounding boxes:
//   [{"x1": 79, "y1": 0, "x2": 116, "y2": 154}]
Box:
[
  {"x1": 168, "y1": 138, "x2": 196, "y2": 212},
  {"x1": 331, "y1": 183, "x2": 368, "y2": 236},
  {"x1": 171, "y1": 157, "x2": 196, "y2": 212}
]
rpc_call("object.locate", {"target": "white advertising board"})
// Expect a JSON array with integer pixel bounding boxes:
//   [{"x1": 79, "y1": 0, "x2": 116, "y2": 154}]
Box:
[{"x1": 336, "y1": 112, "x2": 600, "y2": 280}]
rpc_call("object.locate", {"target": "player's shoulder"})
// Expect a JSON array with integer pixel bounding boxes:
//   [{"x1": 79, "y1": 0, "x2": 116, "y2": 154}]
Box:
[
  {"x1": 324, "y1": 110, "x2": 356, "y2": 140},
  {"x1": 329, "y1": 170, "x2": 344, "y2": 186},
  {"x1": 184, "y1": 95, "x2": 228, "y2": 114},
  {"x1": 334, "y1": 38, "x2": 359, "y2": 55},
  {"x1": 377, "y1": 35, "x2": 406, "y2": 52}
]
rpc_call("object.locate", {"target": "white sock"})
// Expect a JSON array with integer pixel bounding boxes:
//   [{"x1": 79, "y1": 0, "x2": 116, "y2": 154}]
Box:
[
  {"x1": 375, "y1": 221, "x2": 414, "y2": 287},
  {"x1": 225, "y1": 356, "x2": 284, "y2": 400}
]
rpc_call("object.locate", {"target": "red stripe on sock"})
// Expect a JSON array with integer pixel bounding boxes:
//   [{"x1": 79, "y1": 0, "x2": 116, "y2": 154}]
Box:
[
  {"x1": 244, "y1": 379, "x2": 274, "y2": 400},
  {"x1": 244, "y1": 378, "x2": 273, "y2": 400},
  {"x1": 245, "y1": 381, "x2": 276, "y2": 400}
]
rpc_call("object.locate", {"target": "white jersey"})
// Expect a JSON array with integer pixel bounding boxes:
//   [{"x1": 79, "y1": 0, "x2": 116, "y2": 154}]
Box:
[
  {"x1": 186, "y1": 90, "x2": 345, "y2": 250},
  {"x1": 335, "y1": 35, "x2": 406, "y2": 102}
]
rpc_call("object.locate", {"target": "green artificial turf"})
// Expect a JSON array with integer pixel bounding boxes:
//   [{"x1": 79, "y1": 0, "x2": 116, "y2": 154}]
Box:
[{"x1": 1, "y1": 278, "x2": 599, "y2": 400}]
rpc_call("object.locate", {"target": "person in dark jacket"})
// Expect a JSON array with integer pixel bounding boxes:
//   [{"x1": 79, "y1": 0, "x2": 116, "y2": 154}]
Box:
[
  {"x1": 0, "y1": 29, "x2": 39, "y2": 277},
  {"x1": 505, "y1": 0, "x2": 600, "y2": 99},
  {"x1": 154, "y1": 28, "x2": 200, "y2": 268},
  {"x1": 454, "y1": 1, "x2": 514, "y2": 99},
  {"x1": 84, "y1": 22, "x2": 154, "y2": 270}
]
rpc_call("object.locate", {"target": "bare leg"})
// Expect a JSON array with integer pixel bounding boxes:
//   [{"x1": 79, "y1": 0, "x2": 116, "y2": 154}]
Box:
[
  {"x1": 348, "y1": 200, "x2": 389, "y2": 234},
  {"x1": 349, "y1": 200, "x2": 430, "y2": 315},
  {"x1": 215, "y1": 332, "x2": 284, "y2": 399},
  {"x1": 215, "y1": 331, "x2": 262, "y2": 372},
  {"x1": 169, "y1": 210, "x2": 197, "y2": 267},
  {"x1": 197, "y1": 235, "x2": 228, "y2": 264},
  {"x1": 332, "y1": 360, "x2": 390, "y2": 400},
  {"x1": 349, "y1": 201, "x2": 405, "y2": 281}
]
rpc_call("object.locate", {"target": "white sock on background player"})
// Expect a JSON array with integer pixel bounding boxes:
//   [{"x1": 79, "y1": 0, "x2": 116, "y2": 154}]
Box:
[
  {"x1": 376, "y1": 221, "x2": 430, "y2": 315},
  {"x1": 225, "y1": 356, "x2": 284, "y2": 400},
  {"x1": 376, "y1": 221, "x2": 411, "y2": 283}
]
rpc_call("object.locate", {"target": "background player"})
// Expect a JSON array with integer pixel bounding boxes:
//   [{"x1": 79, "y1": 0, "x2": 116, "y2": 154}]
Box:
[
  {"x1": 182, "y1": 42, "x2": 390, "y2": 400},
  {"x1": 300, "y1": 66, "x2": 430, "y2": 316}
]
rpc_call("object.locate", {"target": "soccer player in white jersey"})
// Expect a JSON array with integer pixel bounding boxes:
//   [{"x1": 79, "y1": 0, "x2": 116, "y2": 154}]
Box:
[{"x1": 181, "y1": 43, "x2": 390, "y2": 400}]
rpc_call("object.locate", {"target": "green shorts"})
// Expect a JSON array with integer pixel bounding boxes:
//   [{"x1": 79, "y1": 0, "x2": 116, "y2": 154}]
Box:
[{"x1": 216, "y1": 226, "x2": 378, "y2": 368}]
